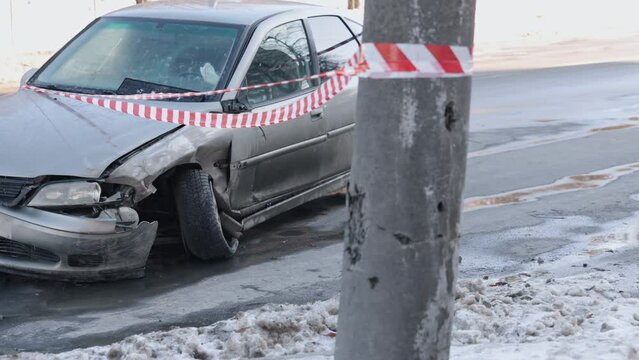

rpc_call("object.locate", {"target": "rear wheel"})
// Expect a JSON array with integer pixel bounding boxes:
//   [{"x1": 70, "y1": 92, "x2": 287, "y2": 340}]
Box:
[{"x1": 172, "y1": 168, "x2": 238, "y2": 260}]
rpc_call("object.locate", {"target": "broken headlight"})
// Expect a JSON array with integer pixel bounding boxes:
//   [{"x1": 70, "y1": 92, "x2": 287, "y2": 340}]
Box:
[{"x1": 28, "y1": 181, "x2": 102, "y2": 208}]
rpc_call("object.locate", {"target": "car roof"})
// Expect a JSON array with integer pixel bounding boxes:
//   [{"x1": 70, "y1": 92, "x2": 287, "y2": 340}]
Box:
[{"x1": 105, "y1": 0, "x2": 321, "y2": 26}]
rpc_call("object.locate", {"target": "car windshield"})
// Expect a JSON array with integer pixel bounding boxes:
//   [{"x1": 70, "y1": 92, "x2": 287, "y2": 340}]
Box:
[{"x1": 31, "y1": 18, "x2": 243, "y2": 99}]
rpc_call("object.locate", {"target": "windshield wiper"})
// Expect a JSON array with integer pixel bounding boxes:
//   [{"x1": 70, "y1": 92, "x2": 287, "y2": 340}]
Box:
[
  {"x1": 33, "y1": 81, "x2": 208, "y2": 102},
  {"x1": 94, "y1": 89, "x2": 118, "y2": 95},
  {"x1": 31, "y1": 83, "x2": 115, "y2": 96},
  {"x1": 33, "y1": 83, "x2": 84, "y2": 93},
  {"x1": 117, "y1": 78, "x2": 208, "y2": 102}
]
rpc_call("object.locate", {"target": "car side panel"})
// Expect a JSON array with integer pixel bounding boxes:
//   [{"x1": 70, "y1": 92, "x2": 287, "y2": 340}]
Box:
[
  {"x1": 307, "y1": 15, "x2": 360, "y2": 178},
  {"x1": 223, "y1": 10, "x2": 357, "y2": 211},
  {"x1": 322, "y1": 78, "x2": 358, "y2": 176},
  {"x1": 228, "y1": 111, "x2": 326, "y2": 209}
]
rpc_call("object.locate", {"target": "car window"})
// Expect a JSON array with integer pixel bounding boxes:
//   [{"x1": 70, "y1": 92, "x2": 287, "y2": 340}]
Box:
[
  {"x1": 344, "y1": 18, "x2": 363, "y2": 41},
  {"x1": 32, "y1": 18, "x2": 242, "y2": 96},
  {"x1": 243, "y1": 20, "x2": 313, "y2": 106},
  {"x1": 308, "y1": 16, "x2": 360, "y2": 78}
]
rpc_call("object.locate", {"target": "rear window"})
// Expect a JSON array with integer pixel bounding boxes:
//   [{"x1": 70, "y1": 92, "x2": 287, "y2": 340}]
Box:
[
  {"x1": 344, "y1": 18, "x2": 363, "y2": 40},
  {"x1": 308, "y1": 16, "x2": 360, "y2": 75}
]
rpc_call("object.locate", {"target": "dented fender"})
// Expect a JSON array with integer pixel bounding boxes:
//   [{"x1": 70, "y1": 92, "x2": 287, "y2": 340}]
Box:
[{"x1": 105, "y1": 126, "x2": 234, "y2": 205}]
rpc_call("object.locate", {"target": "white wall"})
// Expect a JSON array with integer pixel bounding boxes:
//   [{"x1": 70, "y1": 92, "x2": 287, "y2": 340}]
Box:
[
  {"x1": 0, "y1": 0, "x2": 134, "y2": 88},
  {"x1": 0, "y1": 1, "x2": 11, "y2": 53},
  {"x1": 2, "y1": 0, "x2": 639, "y2": 88},
  {"x1": 475, "y1": 0, "x2": 639, "y2": 48},
  {"x1": 3, "y1": 0, "x2": 133, "y2": 54}
]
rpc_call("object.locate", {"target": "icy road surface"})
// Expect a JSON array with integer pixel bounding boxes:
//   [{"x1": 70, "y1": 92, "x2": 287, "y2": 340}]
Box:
[{"x1": 3, "y1": 62, "x2": 639, "y2": 354}]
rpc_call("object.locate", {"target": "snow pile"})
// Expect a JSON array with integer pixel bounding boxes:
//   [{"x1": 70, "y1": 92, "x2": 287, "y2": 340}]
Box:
[
  {"x1": 452, "y1": 270, "x2": 639, "y2": 359},
  {"x1": 5, "y1": 299, "x2": 338, "y2": 360},
  {"x1": 7, "y1": 267, "x2": 639, "y2": 360}
]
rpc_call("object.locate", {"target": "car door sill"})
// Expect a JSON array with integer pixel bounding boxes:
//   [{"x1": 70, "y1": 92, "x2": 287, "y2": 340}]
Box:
[{"x1": 240, "y1": 171, "x2": 349, "y2": 232}]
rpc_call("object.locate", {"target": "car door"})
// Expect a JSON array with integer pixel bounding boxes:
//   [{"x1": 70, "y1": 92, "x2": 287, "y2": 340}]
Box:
[
  {"x1": 306, "y1": 16, "x2": 361, "y2": 178},
  {"x1": 228, "y1": 20, "x2": 327, "y2": 210}
]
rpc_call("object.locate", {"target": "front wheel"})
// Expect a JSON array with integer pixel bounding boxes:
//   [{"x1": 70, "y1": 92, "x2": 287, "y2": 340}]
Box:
[{"x1": 172, "y1": 168, "x2": 238, "y2": 260}]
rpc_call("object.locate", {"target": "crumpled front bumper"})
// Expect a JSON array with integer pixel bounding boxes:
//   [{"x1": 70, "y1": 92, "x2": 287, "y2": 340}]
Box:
[{"x1": 0, "y1": 205, "x2": 157, "y2": 282}]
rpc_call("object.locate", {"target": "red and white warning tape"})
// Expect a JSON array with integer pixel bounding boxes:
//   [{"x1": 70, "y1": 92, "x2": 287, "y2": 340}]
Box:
[
  {"x1": 23, "y1": 54, "x2": 359, "y2": 129},
  {"x1": 24, "y1": 69, "x2": 354, "y2": 101},
  {"x1": 360, "y1": 43, "x2": 473, "y2": 78},
  {"x1": 23, "y1": 43, "x2": 472, "y2": 129}
]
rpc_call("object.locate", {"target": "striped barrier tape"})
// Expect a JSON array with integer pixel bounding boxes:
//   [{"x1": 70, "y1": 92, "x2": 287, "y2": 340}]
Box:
[
  {"x1": 24, "y1": 69, "x2": 356, "y2": 102},
  {"x1": 23, "y1": 43, "x2": 472, "y2": 129},
  {"x1": 360, "y1": 43, "x2": 473, "y2": 79}
]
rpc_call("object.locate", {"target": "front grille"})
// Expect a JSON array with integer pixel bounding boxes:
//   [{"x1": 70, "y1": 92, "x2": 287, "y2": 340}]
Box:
[
  {"x1": 68, "y1": 254, "x2": 104, "y2": 268},
  {"x1": 0, "y1": 176, "x2": 34, "y2": 206},
  {"x1": 0, "y1": 236, "x2": 61, "y2": 263}
]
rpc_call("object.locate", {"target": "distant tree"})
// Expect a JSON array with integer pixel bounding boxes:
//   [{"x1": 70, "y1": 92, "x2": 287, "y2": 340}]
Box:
[{"x1": 348, "y1": 0, "x2": 361, "y2": 9}]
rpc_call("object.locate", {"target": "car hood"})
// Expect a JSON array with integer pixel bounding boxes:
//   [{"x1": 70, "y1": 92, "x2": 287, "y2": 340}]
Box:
[{"x1": 0, "y1": 89, "x2": 179, "y2": 179}]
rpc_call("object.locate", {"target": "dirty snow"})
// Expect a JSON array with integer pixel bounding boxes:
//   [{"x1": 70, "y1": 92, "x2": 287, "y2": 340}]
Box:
[
  {"x1": 2, "y1": 299, "x2": 339, "y2": 360},
  {"x1": 6, "y1": 263, "x2": 638, "y2": 360},
  {"x1": 451, "y1": 269, "x2": 639, "y2": 359}
]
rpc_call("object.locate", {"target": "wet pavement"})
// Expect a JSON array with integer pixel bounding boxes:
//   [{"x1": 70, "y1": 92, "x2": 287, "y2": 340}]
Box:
[
  {"x1": 0, "y1": 195, "x2": 347, "y2": 353},
  {"x1": 3, "y1": 62, "x2": 639, "y2": 354}
]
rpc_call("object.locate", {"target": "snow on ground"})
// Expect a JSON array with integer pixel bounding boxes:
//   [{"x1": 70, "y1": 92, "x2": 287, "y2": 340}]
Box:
[
  {"x1": 1, "y1": 299, "x2": 339, "y2": 360},
  {"x1": 6, "y1": 264, "x2": 639, "y2": 360},
  {"x1": 451, "y1": 270, "x2": 639, "y2": 359}
]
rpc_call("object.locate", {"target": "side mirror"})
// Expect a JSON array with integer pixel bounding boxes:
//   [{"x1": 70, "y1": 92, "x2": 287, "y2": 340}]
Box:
[
  {"x1": 236, "y1": 88, "x2": 250, "y2": 106},
  {"x1": 20, "y1": 68, "x2": 39, "y2": 87}
]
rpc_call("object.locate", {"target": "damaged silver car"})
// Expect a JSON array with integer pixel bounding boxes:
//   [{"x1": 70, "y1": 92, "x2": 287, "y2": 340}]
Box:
[{"x1": 0, "y1": 0, "x2": 362, "y2": 281}]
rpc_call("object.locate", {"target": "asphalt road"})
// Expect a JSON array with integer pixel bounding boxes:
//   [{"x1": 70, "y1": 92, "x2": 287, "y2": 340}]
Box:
[{"x1": 3, "y1": 62, "x2": 639, "y2": 354}]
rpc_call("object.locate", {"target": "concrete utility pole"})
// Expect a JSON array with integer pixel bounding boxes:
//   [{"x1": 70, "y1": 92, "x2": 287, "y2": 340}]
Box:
[{"x1": 335, "y1": 0, "x2": 476, "y2": 359}]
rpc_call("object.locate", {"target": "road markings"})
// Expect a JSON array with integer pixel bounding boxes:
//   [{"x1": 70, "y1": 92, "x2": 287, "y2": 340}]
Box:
[
  {"x1": 469, "y1": 121, "x2": 636, "y2": 159},
  {"x1": 464, "y1": 162, "x2": 639, "y2": 212},
  {"x1": 590, "y1": 124, "x2": 635, "y2": 132}
]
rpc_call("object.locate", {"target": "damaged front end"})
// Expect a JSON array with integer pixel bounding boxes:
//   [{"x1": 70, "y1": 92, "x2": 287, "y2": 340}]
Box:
[{"x1": 0, "y1": 177, "x2": 158, "y2": 281}]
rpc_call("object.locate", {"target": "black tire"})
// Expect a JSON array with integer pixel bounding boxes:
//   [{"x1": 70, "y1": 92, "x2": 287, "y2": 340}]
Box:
[{"x1": 172, "y1": 168, "x2": 238, "y2": 260}]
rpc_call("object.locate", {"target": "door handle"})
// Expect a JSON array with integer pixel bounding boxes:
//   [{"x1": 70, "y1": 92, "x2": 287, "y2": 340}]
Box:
[{"x1": 310, "y1": 107, "x2": 324, "y2": 121}]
